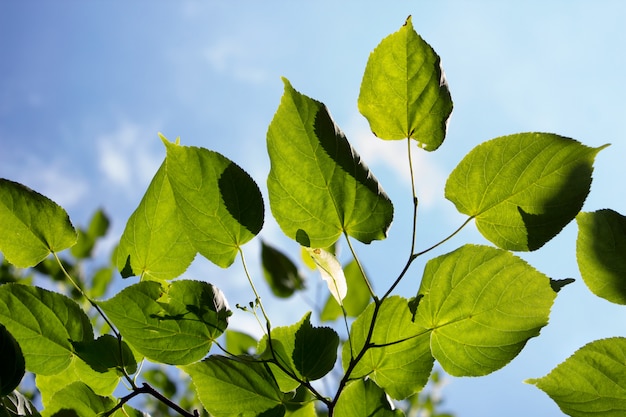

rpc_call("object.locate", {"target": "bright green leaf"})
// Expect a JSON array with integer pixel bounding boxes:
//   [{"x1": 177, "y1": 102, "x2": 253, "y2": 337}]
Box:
[
  {"x1": 0, "y1": 284, "x2": 93, "y2": 375},
  {"x1": 116, "y1": 161, "x2": 196, "y2": 280},
  {"x1": 0, "y1": 324, "x2": 25, "y2": 396},
  {"x1": 343, "y1": 296, "x2": 434, "y2": 400},
  {"x1": 0, "y1": 179, "x2": 77, "y2": 267},
  {"x1": 576, "y1": 209, "x2": 626, "y2": 304},
  {"x1": 266, "y1": 78, "x2": 393, "y2": 248},
  {"x1": 445, "y1": 133, "x2": 608, "y2": 251},
  {"x1": 413, "y1": 244, "x2": 556, "y2": 376},
  {"x1": 321, "y1": 259, "x2": 371, "y2": 321},
  {"x1": 261, "y1": 241, "x2": 305, "y2": 298},
  {"x1": 43, "y1": 382, "x2": 118, "y2": 417},
  {"x1": 98, "y1": 280, "x2": 231, "y2": 365},
  {"x1": 335, "y1": 379, "x2": 404, "y2": 417},
  {"x1": 527, "y1": 337, "x2": 626, "y2": 417},
  {"x1": 260, "y1": 312, "x2": 338, "y2": 382},
  {"x1": 305, "y1": 248, "x2": 346, "y2": 304},
  {"x1": 162, "y1": 134, "x2": 264, "y2": 268},
  {"x1": 71, "y1": 209, "x2": 110, "y2": 259},
  {"x1": 183, "y1": 355, "x2": 284, "y2": 417},
  {"x1": 358, "y1": 15, "x2": 453, "y2": 150},
  {"x1": 225, "y1": 330, "x2": 259, "y2": 355}
]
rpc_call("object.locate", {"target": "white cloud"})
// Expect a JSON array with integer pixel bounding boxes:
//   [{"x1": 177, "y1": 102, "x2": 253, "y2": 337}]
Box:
[
  {"x1": 204, "y1": 38, "x2": 268, "y2": 84},
  {"x1": 345, "y1": 115, "x2": 447, "y2": 209},
  {"x1": 96, "y1": 122, "x2": 162, "y2": 194}
]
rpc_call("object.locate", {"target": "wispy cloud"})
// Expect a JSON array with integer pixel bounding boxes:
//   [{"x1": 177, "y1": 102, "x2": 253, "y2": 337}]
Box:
[
  {"x1": 96, "y1": 122, "x2": 163, "y2": 195},
  {"x1": 204, "y1": 38, "x2": 268, "y2": 84}
]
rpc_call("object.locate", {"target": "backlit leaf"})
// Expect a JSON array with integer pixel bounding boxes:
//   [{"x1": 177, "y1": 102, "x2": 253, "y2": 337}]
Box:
[
  {"x1": 116, "y1": 161, "x2": 196, "y2": 280},
  {"x1": 0, "y1": 284, "x2": 93, "y2": 375},
  {"x1": 576, "y1": 209, "x2": 626, "y2": 304},
  {"x1": 305, "y1": 247, "x2": 346, "y2": 304},
  {"x1": 320, "y1": 259, "x2": 371, "y2": 321},
  {"x1": 413, "y1": 244, "x2": 556, "y2": 376},
  {"x1": 343, "y1": 296, "x2": 434, "y2": 399},
  {"x1": 261, "y1": 241, "x2": 305, "y2": 298},
  {"x1": 335, "y1": 379, "x2": 403, "y2": 417},
  {"x1": 267, "y1": 78, "x2": 393, "y2": 248},
  {"x1": 358, "y1": 16, "x2": 453, "y2": 150},
  {"x1": 527, "y1": 337, "x2": 626, "y2": 417},
  {"x1": 162, "y1": 135, "x2": 264, "y2": 268},
  {"x1": 44, "y1": 382, "x2": 118, "y2": 417},
  {"x1": 183, "y1": 355, "x2": 284, "y2": 417},
  {"x1": 445, "y1": 133, "x2": 608, "y2": 251},
  {"x1": 99, "y1": 280, "x2": 231, "y2": 365},
  {"x1": 0, "y1": 179, "x2": 77, "y2": 267}
]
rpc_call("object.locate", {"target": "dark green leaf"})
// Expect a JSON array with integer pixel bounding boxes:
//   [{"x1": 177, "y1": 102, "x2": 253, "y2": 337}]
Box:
[
  {"x1": 98, "y1": 280, "x2": 231, "y2": 365},
  {"x1": 116, "y1": 160, "x2": 196, "y2": 280},
  {"x1": 320, "y1": 259, "x2": 371, "y2": 321},
  {"x1": 0, "y1": 324, "x2": 25, "y2": 396},
  {"x1": 335, "y1": 379, "x2": 403, "y2": 417},
  {"x1": 0, "y1": 284, "x2": 93, "y2": 375},
  {"x1": 358, "y1": 15, "x2": 453, "y2": 150},
  {"x1": 445, "y1": 133, "x2": 608, "y2": 251},
  {"x1": 162, "y1": 135, "x2": 264, "y2": 268},
  {"x1": 261, "y1": 241, "x2": 305, "y2": 298},
  {"x1": 0, "y1": 392, "x2": 41, "y2": 417},
  {"x1": 266, "y1": 78, "x2": 393, "y2": 248},
  {"x1": 527, "y1": 337, "x2": 626, "y2": 417},
  {"x1": 72, "y1": 334, "x2": 137, "y2": 375},
  {"x1": 576, "y1": 209, "x2": 626, "y2": 304},
  {"x1": 183, "y1": 355, "x2": 284, "y2": 417},
  {"x1": 414, "y1": 244, "x2": 556, "y2": 376},
  {"x1": 0, "y1": 179, "x2": 77, "y2": 267},
  {"x1": 343, "y1": 296, "x2": 434, "y2": 399}
]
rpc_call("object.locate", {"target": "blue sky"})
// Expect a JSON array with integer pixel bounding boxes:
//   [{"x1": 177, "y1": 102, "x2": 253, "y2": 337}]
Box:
[{"x1": 1, "y1": 2, "x2": 625, "y2": 416}]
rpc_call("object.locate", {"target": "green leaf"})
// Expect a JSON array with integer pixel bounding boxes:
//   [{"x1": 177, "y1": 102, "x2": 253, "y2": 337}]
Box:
[
  {"x1": 413, "y1": 244, "x2": 556, "y2": 376},
  {"x1": 335, "y1": 379, "x2": 404, "y2": 417},
  {"x1": 162, "y1": 135, "x2": 264, "y2": 268},
  {"x1": 527, "y1": 337, "x2": 626, "y2": 417},
  {"x1": 445, "y1": 133, "x2": 608, "y2": 251},
  {"x1": 72, "y1": 334, "x2": 137, "y2": 375},
  {"x1": 225, "y1": 330, "x2": 258, "y2": 355},
  {"x1": 0, "y1": 324, "x2": 25, "y2": 396},
  {"x1": 305, "y1": 248, "x2": 346, "y2": 304},
  {"x1": 43, "y1": 382, "x2": 117, "y2": 417},
  {"x1": 343, "y1": 296, "x2": 433, "y2": 400},
  {"x1": 0, "y1": 284, "x2": 93, "y2": 375},
  {"x1": 576, "y1": 209, "x2": 626, "y2": 304},
  {"x1": 358, "y1": 15, "x2": 453, "y2": 150},
  {"x1": 260, "y1": 312, "x2": 339, "y2": 382},
  {"x1": 0, "y1": 179, "x2": 77, "y2": 267},
  {"x1": 261, "y1": 241, "x2": 305, "y2": 298},
  {"x1": 183, "y1": 355, "x2": 284, "y2": 417},
  {"x1": 116, "y1": 161, "x2": 196, "y2": 280},
  {"x1": 71, "y1": 209, "x2": 110, "y2": 259},
  {"x1": 266, "y1": 78, "x2": 393, "y2": 248},
  {"x1": 320, "y1": 259, "x2": 371, "y2": 321},
  {"x1": 98, "y1": 280, "x2": 231, "y2": 365}
]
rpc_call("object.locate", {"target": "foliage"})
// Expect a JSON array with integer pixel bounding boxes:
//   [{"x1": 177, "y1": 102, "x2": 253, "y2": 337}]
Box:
[{"x1": 0, "y1": 15, "x2": 624, "y2": 417}]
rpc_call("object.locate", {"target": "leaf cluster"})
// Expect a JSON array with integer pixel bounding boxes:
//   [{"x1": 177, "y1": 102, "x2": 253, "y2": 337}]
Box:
[{"x1": 0, "y1": 15, "x2": 624, "y2": 417}]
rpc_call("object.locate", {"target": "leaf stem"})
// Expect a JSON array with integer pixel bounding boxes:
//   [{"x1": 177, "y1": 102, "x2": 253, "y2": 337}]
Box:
[
  {"x1": 104, "y1": 383, "x2": 199, "y2": 417},
  {"x1": 344, "y1": 233, "x2": 377, "y2": 302},
  {"x1": 406, "y1": 138, "x2": 419, "y2": 257}
]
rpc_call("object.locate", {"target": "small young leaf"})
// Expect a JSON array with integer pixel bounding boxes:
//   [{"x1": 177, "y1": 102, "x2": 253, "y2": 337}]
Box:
[
  {"x1": 0, "y1": 284, "x2": 93, "y2": 375},
  {"x1": 305, "y1": 247, "x2": 347, "y2": 304},
  {"x1": 576, "y1": 209, "x2": 626, "y2": 304},
  {"x1": 0, "y1": 324, "x2": 25, "y2": 396},
  {"x1": 527, "y1": 337, "x2": 626, "y2": 417},
  {"x1": 445, "y1": 133, "x2": 608, "y2": 251},
  {"x1": 343, "y1": 296, "x2": 434, "y2": 400},
  {"x1": 261, "y1": 241, "x2": 305, "y2": 298},
  {"x1": 161, "y1": 135, "x2": 264, "y2": 268},
  {"x1": 413, "y1": 244, "x2": 556, "y2": 376},
  {"x1": 116, "y1": 160, "x2": 196, "y2": 280},
  {"x1": 335, "y1": 379, "x2": 403, "y2": 417},
  {"x1": 183, "y1": 355, "x2": 284, "y2": 417},
  {"x1": 267, "y1": 78, "x2": 393, "y2": 248},
  {"x1": 71, "y1": 209, "x2": 110, "y2": 259},
  {"x1": 0, "y1": 179, "x2": 77, "y2": 267},
  {"x1": 320, "y1": 259, "x2": 371, "y2": 321},
  {"x1": 99, "y1": 280, "x2": 231, "y2": 365},
  {"x1": 358, "y1": 15, "x2": 453, "y2": 150}
]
